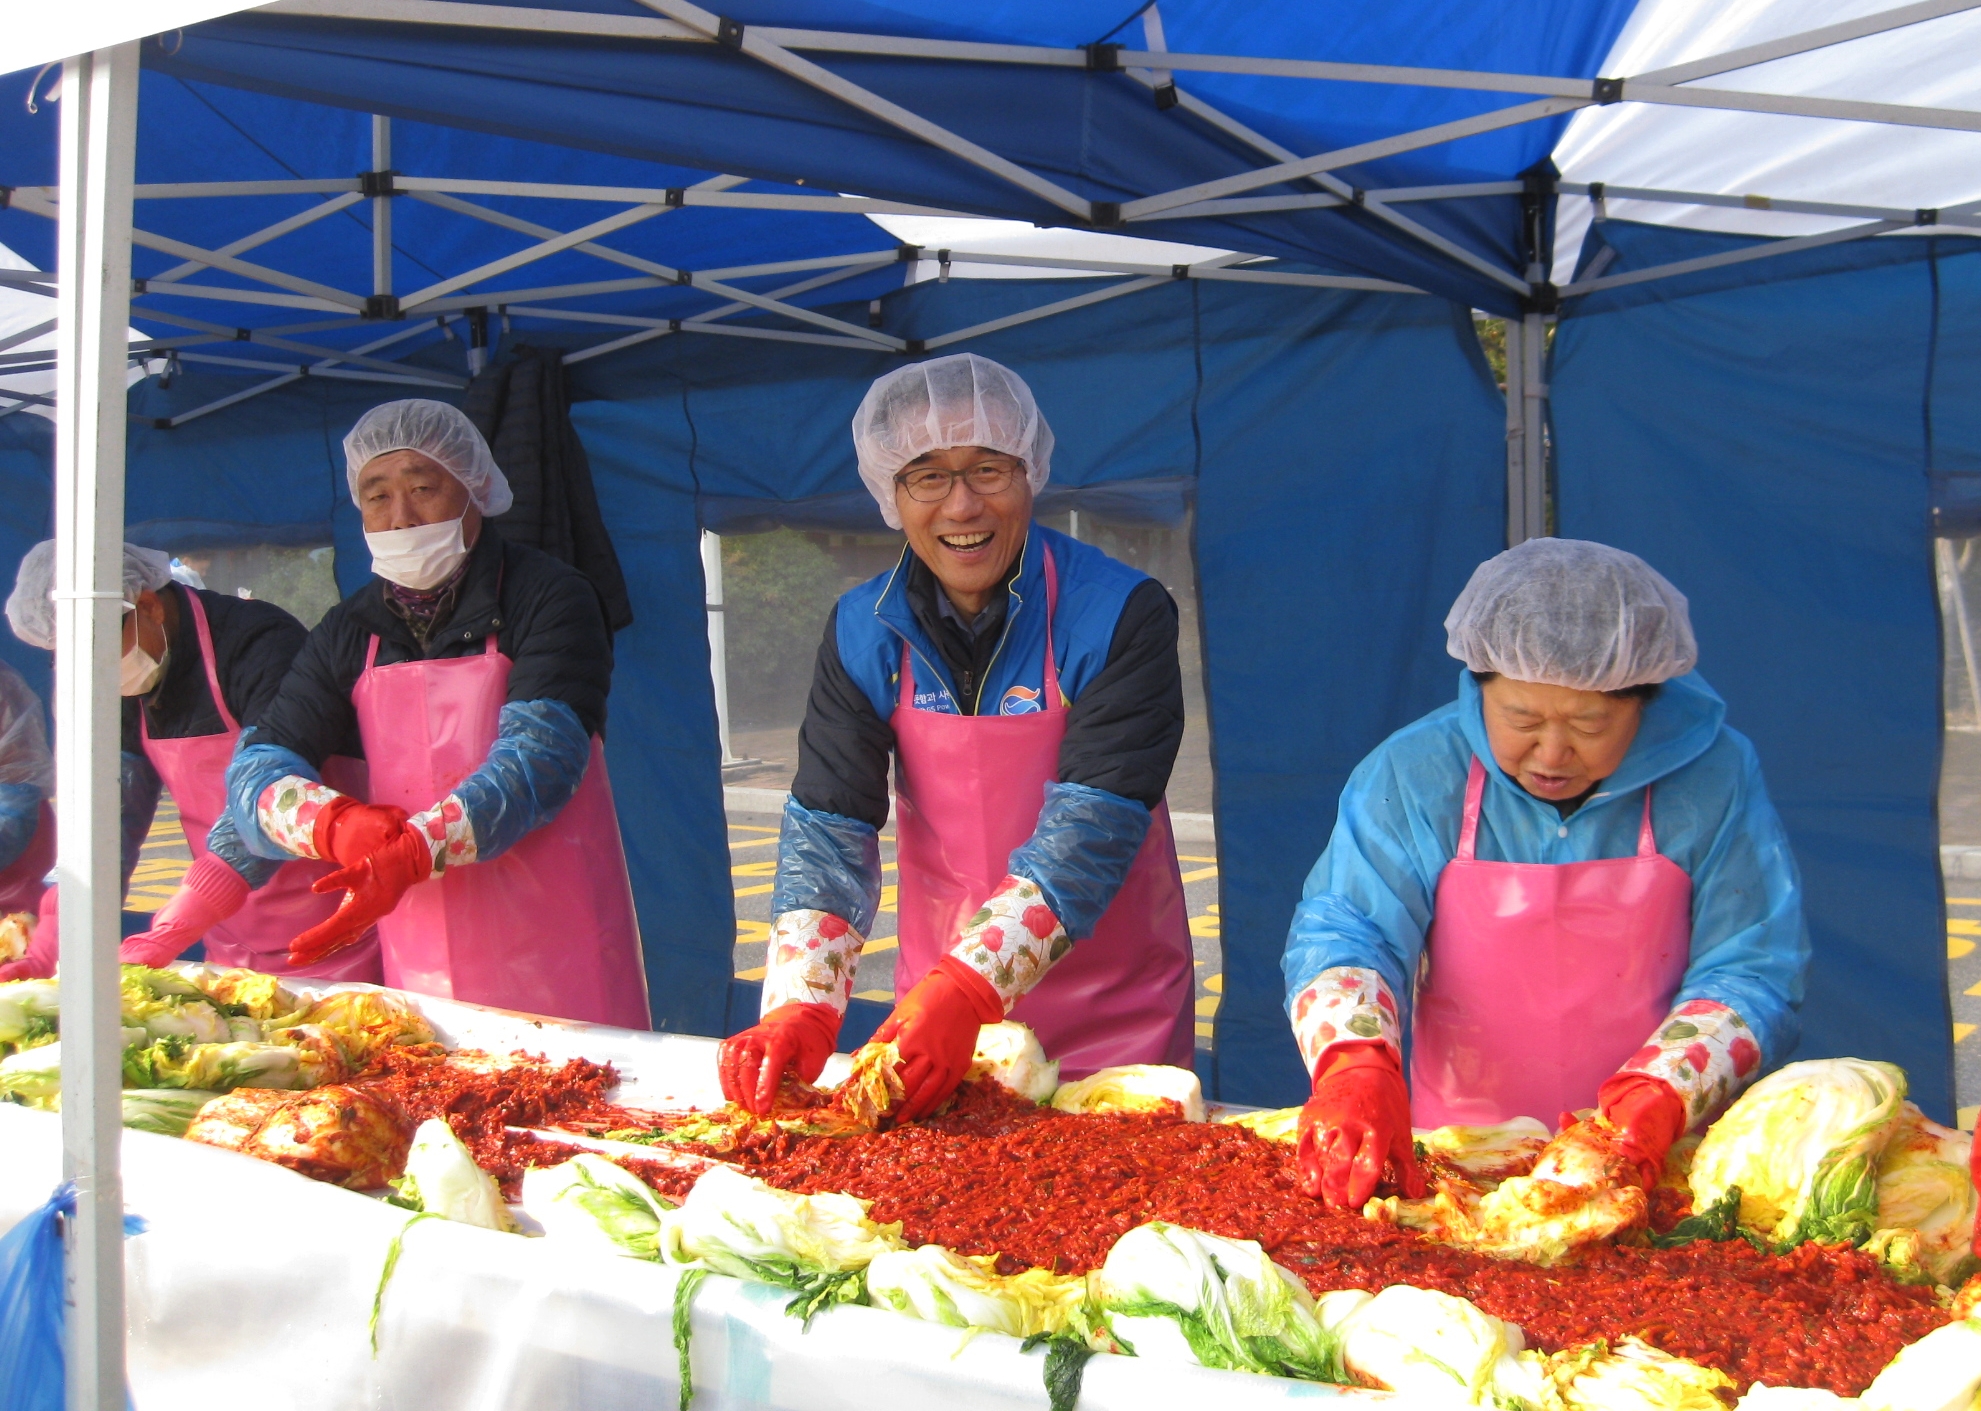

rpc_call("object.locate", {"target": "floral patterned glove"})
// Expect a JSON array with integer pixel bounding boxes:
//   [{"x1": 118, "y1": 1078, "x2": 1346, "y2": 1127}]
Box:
[
  {"x1": 760, "y1": 909, "x2": 867, "y2": 1016},
  {"x1": 1288, "y1": 965, "x2": 1402, "y2": 1075},
  {"x1": 946, "y1": 874, "x2": 1072, "y2": 1012},
  {"x1": 1616, "y1": 999, "x2": 1763, "y2": 1130}
]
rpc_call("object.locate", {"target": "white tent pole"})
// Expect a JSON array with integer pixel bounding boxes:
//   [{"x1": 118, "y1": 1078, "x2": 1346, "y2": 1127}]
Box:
[
  {"x1": 702, "y1": 531, "x2": 734, "y2": 766},
  {"x1": 372, "y1": 115, "x2": 392, "y2": 302},
  {"x1": 152, "y1": 192, "x2": 364, "y2": 283},
  {"x1": 1940, "y1": 538, "x2": 1981, "y2": 727},
  {"x1": 1520, "y1": 311, "x2": 1547, "y2": 540},
  {"x1": 1560, "y1": 216, "x2": 1921, "y2": 297},
  {"x1": 53, "y1": 40, "x2": 137, "y2": 1411},
  {"x1": 396, "y1": 203, "x2": 670, "y2": 308},
  {"x1": 1502, "y1": 317, "x2": 1527, "y2": 545}
]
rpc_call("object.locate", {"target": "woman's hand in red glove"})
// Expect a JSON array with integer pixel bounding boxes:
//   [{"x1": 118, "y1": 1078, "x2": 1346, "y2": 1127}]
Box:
[
  {"x1": 290, "y1": 824, "x2": 434, "y2": 966},
  {"x1": 1296, "y1": 1042, "x2": 1425, "y2": 1211},
  {"x1": 872, "y1": 956, "x2": 1003, "y2": 1122},
  {"x1": 0, "y1": 885, "x2": 58, "y2": 982},
  {"x1": 1596, "y1": 1072, "x2": 1687, "y2": 1190},
  {"x1": 310, "y1": 796, "x2": 412, "y2": 867},
  {"x1": 719, "y1": 1002, "x2": 842, "y2": 1116},
  {"x1": 120, "y1": 853, "x2": 250, "y2": 968}
]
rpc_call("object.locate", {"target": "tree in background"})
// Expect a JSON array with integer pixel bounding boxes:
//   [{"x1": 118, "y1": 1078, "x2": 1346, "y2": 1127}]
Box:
[{"x1": 723, "y1": 529, "x2": 844, "y2": 728}]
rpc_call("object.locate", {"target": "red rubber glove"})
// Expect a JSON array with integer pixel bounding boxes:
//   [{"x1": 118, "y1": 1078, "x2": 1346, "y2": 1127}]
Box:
[
  {"x1": 120, "y1": 853, "x2": 250, "y2": 968},
  {"x1": 311, "y1": 796, "x2": 413, "y2": 869},
  {"x1": 871, "y1": 955, "x2": 1004, "y2": 1122},
  {"x1": 1296, "y1": 1042, "x2": 1425, "y2": 1210},
  {"x1": 1596, "y1": 1071, "x2": 1688, "y2": 1190},
  {"x1": 719, "y1": 1002, "x2": 842, "y2": 1116},
  {"x1": 290, "y1": 824, "x2": 434, "y2": 966},
  {"x1": 0, "y1": 885, "x2": 58, "y2": 982}
]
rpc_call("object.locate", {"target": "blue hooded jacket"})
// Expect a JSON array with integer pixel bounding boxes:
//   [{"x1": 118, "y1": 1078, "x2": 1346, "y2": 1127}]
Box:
[{"x1": 1282, "y1": 670, "x2": 1808, "y2": 1069}]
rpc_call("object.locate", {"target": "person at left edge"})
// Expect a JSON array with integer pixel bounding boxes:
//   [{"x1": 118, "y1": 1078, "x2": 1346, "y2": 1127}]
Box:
[
  {"x1": 224, "y1": 399, "x2": 649, "y2": 1029},
  {"x1": 720, "y1": 354, "x2": 1193, "y2": 1119},
  {"x1": 0, "y1": 540, "x2": 379, "y2": 983},
  {"x1": 0, "y1": 659, "x2": 55, "y2": 968}
]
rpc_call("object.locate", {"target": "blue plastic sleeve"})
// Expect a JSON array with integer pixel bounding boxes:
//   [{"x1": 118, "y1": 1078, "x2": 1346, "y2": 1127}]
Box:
[
  {"x1": 121, "y1": 750, "x2": 162, "y2": 893},
  {"x1": 1006, "y1": 780, "x2": 1150, "y2": 942},
  {"x1": 452, "y1": 699, "x2": 592, "y2": 862},
  {"x1": 203, "y1": 813, "x2": 284, "y2": 890},
  {"x1": 225, "y1": 726, "x2": 324, "y2": 862},
  {"x1": 771, "y1": 795, "x2": 882, "y2": 937},
  {"x1": 0, "y1": 782, "x2": 42, "y2": 874}
]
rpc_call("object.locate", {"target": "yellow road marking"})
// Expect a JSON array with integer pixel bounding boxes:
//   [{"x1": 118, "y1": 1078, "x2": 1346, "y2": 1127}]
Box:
[
  {"x1": 1949, "y1": 898, "x2": 1981, "y2": 906},
  {"x1": 728, "y1": 835, "x2": 778, "y2": 850},
  {"x1": 1195, "y1": 1021, "x2": 1214, "y2": 1038},
  {"x1": 864, "y1": 936, "x2": 899, "y2": 953},
  {"x1": 1179, "y1": 865, "x2": 1218, "y2": 883},
  {"x1": 877, "y1": 884, "x2": 897, "y2": 912},
  {"x1": 728, "y1": 824, "x2": 778, "y2": 834},
  {"x1": 1956, "y1": 1023, "x2": 1977, "y2": 1044},
  {"x1": 734, "y1": 883, "x2": 773, "y2": 898},
  {"x1": 1950, "y1": 918, "x2": 1981, "y2": 935},
  {"x1": 734, "y1": 966, "x2": 765, "y2": 981},
  {"x1": 1204, "y1": 974, "x2": 1223, "y2": 995},
  {"x1": 853, "y1": 990, "x2": 893, "y2": 1003},
  {"x1": 736, "y1": 919, "x2": 770, "y2": 943},
  {"x1": 1176, "y1": 854, "x2": 1217, "y2": 864},
  {"x1": 1960, "y1": 1105, "x2": 1978, "y2": 1133},
  {"x1": 1195, "y1": 996, "x2": 1220, "y2": 1016},
  {"x1": 731, "y1": 860, "x2": 777, "y2": 877},
  {"x1": 882, "y1": 861, "x2": 897, "y2": 874},
  {"x1": 1953, "y1": 937, "x2": 1976, "y2": 960},
  {"x1": 1966, "y1": 979, "x2": 1981, "y2": 996},
  {"x1": 1189, "y1": 913, "x2": 1220, "y2": 939}
]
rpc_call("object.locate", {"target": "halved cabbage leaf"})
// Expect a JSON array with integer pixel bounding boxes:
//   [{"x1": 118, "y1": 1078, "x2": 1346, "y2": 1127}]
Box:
[
  {"x1": 1051, "y1": 1065, "x2": 1204, "y2": 1122},
  {"x1": 121, "y1": 1087, "x2": 221, "y2": 1137},
  {"x1": 866, "y1": 1244, "x2": 1087, "y2": 1338},
  {"x1": 1865, "y1": 1103, "x2": 1976, "y2": 1288},
  {"x1": 1689, "y1": 1057, "x2": 1907, "y2": 1249},
  {"x1": 968, "y1": 1022, "x2": 1059, "y2": 1104},
  {"x1": 1858, "y1": 1316, "x2": 1981, "y2": 1411},
  {"x1": 522, "y1": 1152, "x2": 672, "y2": 1260},
  {"x1": 394, "y1": 1118, "x2": 518, "y2": 1232},
  {"x1": 1543, "y1": 1337, "x2": 1737, "y2": 1411}
]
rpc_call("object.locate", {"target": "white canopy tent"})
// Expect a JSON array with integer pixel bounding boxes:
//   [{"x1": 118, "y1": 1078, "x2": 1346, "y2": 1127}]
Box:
[{"x1": 19, "y1": 0, "x2": 1981, "y2": 1399}]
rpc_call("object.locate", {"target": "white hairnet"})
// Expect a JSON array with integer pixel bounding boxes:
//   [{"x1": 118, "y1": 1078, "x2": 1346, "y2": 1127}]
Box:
[
  {"x1": 0, "y1": 660, "x2": 51, "y2": 793},
  {"x1": 1444, "y1": 538, "x2": 1698, "y2": 692},
  {"x1": 343, "y1": 399, "x2": 513, "y2": 516},
  {"x1": 850, "y1": 354, "x2": 1053, "y2": 530},
  {"x1": 5, "y1": 540, "x2": 175, "y2": 651}
]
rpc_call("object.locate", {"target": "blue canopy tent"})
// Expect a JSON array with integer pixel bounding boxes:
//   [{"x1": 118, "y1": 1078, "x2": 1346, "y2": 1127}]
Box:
[{"x1": 3, "y1": 0, "x2": 1976, "y2": 1126}]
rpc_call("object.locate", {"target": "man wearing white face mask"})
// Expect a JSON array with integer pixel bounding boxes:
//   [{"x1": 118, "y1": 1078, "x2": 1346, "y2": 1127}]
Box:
[
  {"x1": 225, "y1": 399, "x2": 648, "y2": 1028},
  {"x1": 1, "y1": 540, "x2": 377, "y2": 982}
]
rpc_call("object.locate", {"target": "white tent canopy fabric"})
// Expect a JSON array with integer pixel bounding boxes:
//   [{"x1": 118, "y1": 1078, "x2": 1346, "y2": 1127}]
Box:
[{"x1": 11, "y1": 1, "x2": 271, "y2": 82}]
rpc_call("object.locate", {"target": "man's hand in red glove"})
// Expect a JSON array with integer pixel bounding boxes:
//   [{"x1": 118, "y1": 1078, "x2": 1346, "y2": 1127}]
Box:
[
  {"x1": 119, "y1": 854, "x2": 251, "y2": 968},
  {"x1": 719, "y1": 1002, "x2": 842, "y2": 1116},
  {"x1": 1596, "y1": 1072, "x2": 1688, "y2": 1190},
  {"x1": 290, "y1": 824, "x2": 434, "y2": 966},
  {"x1": 1592, "y1": 1070, "x2": 1687, "y2": 1189},
  {"x1": 872, "y1": 955, "x2": 1003, "y2": 1122},
  {"x1": 0, "y1": 885, "x2": 58, "y2": 982},
  {"x1": 1296, "y1": 1042, "x2": 1425, "y2": 1211},
  {"x1": 311, "y1": 797, "x2": 412, "y2": 867}
]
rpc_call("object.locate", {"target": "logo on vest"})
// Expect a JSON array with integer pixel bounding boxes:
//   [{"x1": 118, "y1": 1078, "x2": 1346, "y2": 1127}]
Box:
[{"x1": 1000, "y1": 684, "x2": 1044, "y2": 716}]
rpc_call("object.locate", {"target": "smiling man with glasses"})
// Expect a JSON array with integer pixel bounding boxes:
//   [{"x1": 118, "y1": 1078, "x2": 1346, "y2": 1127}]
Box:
[{"x1": 720, "y1": 353, "x2": 1195, "y2": 1120}]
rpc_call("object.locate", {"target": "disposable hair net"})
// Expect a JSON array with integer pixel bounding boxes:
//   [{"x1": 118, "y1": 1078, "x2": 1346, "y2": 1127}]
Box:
[
  {"x1": 1444, "y1": 537, "x2": 1698, "y2": 691},
  {"x1": 5, "y1": 539, "x2": 174, "y2": 650},
  {"x1": 343, "y1": 399, "x2": 514, "y2": 516},
  {"x1": 851, "y1": 353, "x2": 1053, "y2": 529}
]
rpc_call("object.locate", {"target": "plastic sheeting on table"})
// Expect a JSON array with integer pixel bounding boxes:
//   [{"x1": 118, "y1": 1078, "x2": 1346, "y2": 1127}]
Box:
[{"x1": 0, "y1": 988, "x2": 1380, "y2": 1410}]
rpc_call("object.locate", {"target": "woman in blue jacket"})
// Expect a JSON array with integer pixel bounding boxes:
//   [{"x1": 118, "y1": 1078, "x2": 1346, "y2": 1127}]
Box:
[{"x1": 1285, "y1": 539, "x2": 1807, "y2": 1210}]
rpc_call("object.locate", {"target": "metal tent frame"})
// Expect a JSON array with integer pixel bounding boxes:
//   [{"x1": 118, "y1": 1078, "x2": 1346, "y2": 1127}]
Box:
[{"x1": 29, "y1": 1, "x2": 1981, "y2": 1400}]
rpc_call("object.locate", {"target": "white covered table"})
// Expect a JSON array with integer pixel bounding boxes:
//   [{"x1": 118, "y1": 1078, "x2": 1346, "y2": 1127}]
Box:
[{"x1": 0, "y1": 990, "x2": 1382, "y2": 1410}]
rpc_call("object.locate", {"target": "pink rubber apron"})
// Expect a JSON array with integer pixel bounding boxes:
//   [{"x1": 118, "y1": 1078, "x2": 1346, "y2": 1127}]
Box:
[
  {"x1": 351, "y1": 630, "x2": 650, "y2": 1029},
  {"x1": 139, "y1": 591, "x2": 380, "y2": 981},
  {"x1": 1410, "y1": 757, "x2": 1692, "y2": 1127},
  {"x1": 0, "y1": 804, "x2": 54, "y2": 915},
  {"x1": 892, "y1": 548, "x2": 1196, "y2": 1078}
]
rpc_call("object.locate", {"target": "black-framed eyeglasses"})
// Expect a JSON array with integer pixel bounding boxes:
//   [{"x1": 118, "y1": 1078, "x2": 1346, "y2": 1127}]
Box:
[{"x1": 893, "y1": 462, "x2": 1022, "y2": 503}]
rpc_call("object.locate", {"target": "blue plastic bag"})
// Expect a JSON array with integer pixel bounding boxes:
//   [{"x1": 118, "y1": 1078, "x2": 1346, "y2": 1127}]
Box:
[{"x1": 0, "y1": 1182, "x2": 145, "y2": 1411}]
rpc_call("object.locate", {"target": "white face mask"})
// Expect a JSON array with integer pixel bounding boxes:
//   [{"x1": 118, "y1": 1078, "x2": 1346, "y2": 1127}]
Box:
[
  {"x1": 119, "y1": 640, "x2": 166, "y2": 697},
  {"x1": 366, "y1": 516, "x2": 469, "y2": 590}
]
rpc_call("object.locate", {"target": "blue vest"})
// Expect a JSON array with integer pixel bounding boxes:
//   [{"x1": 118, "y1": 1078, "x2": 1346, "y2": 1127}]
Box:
[{"x1": 835, "y1": 524, "x2": 1150, "y2": 721}]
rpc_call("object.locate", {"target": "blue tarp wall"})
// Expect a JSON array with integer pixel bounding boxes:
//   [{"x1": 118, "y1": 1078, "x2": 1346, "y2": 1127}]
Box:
[
  {"x1": 0, "y1": 225, "x2": 1967, "y2": 1116},
  {"x1": 1554, "y1": 221, "x2": 1972, "y2": 1121}
]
